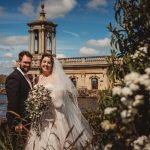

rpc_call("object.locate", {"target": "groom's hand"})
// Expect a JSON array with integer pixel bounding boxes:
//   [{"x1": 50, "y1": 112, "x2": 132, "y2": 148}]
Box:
[{"x1": 15, "y1": 123, "x2": 23, "y2": 133}]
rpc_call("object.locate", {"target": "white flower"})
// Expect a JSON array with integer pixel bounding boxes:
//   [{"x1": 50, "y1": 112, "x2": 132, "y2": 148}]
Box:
[
  {"x1": 129, "y1": 83, "x2": 139, "y2": 91},
  {"x1": 145, "y1": 68, "x2": 150, "y2": 75},
  {"x1": 133, "y1": 136, "x2": 148, "y2": 146},
  {"x1": 135, "y1": 95, "x2": 144, "y2": 101},
  {"x1": 124, "y1": 72, "x2": 140, "y2": 85},
  {"x1": 139, "y1": 46, "x2": 147, "y2": 54},
  {"x1": 122, "y1": 87, "x2": 133, "y2": 96},
  {"x1": 112, "y1": 86, "x2": 122, "y2": 95},
  {"x1": 101, "y1": 120, "x2": 116, "y2": 131},
  {"x1": 138, "y1": 74, "x2": 150, "y2": 87},
  {"x1": 120, "y1": 97, "x2": 127, "y2": 105},
  {"x1": 104, "y1": 107, "x2": 117, "y2": 115},
  {"x1": 133, "y1": 99, "x2": 144, "y2": 107},
  {"x1": 121, "y1": 110, "x2": 128, "y2": 118}
]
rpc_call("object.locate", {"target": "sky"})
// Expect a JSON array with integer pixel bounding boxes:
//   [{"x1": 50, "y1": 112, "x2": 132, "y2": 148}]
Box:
[{"x1": 0, "y1": 0, "x2": 115, "y2": 75}]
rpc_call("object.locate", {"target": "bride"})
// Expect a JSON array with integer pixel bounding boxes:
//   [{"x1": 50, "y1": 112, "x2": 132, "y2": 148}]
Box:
[{"x1": 25, "y1": 54, "x2": 93, "y2": 150}]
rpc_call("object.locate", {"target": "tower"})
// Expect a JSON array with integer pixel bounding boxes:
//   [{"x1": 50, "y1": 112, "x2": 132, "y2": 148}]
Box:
[{"x1": 27, "y1": 2, "x2": 57, "y2": 76}]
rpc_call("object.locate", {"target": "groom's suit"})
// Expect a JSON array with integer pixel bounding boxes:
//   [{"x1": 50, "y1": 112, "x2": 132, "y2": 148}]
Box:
[{"x1": 5, "y1": 68, "x2": 31, "y2": 129}]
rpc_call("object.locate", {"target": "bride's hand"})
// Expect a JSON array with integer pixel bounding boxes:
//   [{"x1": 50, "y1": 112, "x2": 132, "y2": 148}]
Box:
[{"x1": 15, "y1": 123, "x2": 23, "y2": 133}]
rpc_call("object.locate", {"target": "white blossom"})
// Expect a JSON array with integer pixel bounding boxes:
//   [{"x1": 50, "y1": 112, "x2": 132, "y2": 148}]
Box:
[
  {"x1": 138, "y1": 74, "x2": 150, "y2": 87},
  {"x1": 132, "y1": 99, "x2": 144, "y2": 107},
  {"x1": 112, "y1": 86, "x2": 122, "y2": 95},
  {"x1": 139, "y1": 46, "x2": 147, "y2": 54},
  {"x1": 124, "y1": 72, "x2": 140, "y2": 85},
  {"x1": 122, "y1": 87, "x2": 133, "y2": 96},
  {"x1": 135, "y1": 95, "x2": 144, "y2": 101},
  {"x1": 129, "y1": 83, "x2": 139, "y2": 91},
  {"x1": 104, "y1": 107, "x2": 117, "y2": 115},
  {"x1": 132, "y1": 136, "x2": 148, "y2": 150},
  {"x1": 145, "y1": 68, "x2": 150, "y2": 75}
]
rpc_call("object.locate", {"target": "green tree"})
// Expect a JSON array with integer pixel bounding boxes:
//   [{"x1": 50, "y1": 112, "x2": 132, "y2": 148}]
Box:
[{"x1": 108, "y1": 0, "x2": 150, "y2": 82}]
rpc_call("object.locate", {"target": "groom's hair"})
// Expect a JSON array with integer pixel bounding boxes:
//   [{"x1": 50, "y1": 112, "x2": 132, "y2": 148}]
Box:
[
  {"x1": 18, "y1": 51, "x2": 33, "y2": 61},
  {"x1": 40, "y1": 53, "x2": 54, "y2": 70}
]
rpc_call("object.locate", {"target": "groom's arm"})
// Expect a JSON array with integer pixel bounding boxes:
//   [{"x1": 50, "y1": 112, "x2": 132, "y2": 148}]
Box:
[{"x1": 5, "y1": 74, "x2": 21, "y2": 128}]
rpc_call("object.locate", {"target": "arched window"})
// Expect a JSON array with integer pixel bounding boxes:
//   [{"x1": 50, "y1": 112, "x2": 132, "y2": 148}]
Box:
[
  {"x1": 71, "y1": 78, "x2": 76, "y2": 87},
  {"x1": 91, "y1": 78, "x2": 98, "y2": 89}
]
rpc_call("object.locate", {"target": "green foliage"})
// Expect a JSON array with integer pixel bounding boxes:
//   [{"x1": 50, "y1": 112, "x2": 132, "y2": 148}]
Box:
[
  {"x1": 107, "y1": 0, "x2": 150, "y2": 81},
  {"x1": 86, "y1": 90, "x2": 124, "y2": 149},
  {"x1": 0, "y1": 122, "x2": 13, "y2": 150}
]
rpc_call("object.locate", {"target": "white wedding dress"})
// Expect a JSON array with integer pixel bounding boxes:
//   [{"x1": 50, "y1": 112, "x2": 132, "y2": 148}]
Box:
[{"x1": 25, "y1": 59, "x2": 93, "y2": 150}]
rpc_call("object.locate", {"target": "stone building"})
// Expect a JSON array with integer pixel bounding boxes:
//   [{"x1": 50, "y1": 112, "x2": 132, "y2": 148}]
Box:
[{"x1": 27, "y1": 3, "x2": 110, "y2": 96}]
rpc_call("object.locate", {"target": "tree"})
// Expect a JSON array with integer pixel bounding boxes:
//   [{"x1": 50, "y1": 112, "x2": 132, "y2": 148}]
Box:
[{"x1": 108, "y1": 0, "x2": 150, "y2": 81}]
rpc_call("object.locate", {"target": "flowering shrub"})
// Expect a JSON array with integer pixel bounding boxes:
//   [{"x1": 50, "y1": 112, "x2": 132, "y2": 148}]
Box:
[{"x1": 100, "y1": 67, "x2": 150, "y2": 149}]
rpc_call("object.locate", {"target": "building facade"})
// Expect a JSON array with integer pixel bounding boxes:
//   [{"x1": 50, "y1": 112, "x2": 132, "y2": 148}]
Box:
[{"x1": 27, "y1": 3, "x2": 110, "y2": 95}]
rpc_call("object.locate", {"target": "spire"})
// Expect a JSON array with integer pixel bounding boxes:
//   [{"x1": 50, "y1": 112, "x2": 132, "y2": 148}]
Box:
[{"x1": 39, "y1": 0, "x2": 47, "y2": 21}]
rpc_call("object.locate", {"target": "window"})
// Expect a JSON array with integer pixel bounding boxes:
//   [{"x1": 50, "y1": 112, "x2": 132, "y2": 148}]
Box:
[
  {"x1": 71, "y1": 78, "x2": 76, "y2": 87},
  {"x1": 91, "y1": 78, "x2": 98, "y2": 89}
]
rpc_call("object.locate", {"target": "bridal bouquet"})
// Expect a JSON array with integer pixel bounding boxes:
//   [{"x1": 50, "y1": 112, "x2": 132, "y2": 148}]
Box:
[{"x1": 26, "y1": 84, "x2": 52, "y2": 120}]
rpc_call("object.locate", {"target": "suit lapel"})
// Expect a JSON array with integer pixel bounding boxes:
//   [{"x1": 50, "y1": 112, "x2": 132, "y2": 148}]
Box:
[{"x1": 15, "y1": 69, "x2": 31, "y2": 89}]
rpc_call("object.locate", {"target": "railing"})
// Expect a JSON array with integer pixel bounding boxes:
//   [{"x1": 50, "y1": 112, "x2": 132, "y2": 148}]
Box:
[{"x1": 59, "y1": 56, "x2": 109, "y2": 66}]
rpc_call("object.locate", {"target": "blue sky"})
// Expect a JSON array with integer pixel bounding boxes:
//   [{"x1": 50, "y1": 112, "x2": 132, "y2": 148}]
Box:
[{"x1": 0, "y1": 0, "x2": 115, "y2": 74}]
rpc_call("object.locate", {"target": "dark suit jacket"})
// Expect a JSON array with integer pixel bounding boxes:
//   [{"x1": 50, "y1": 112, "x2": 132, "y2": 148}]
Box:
[{"x1": 5, "y1": 69, "x2": 31, "y2": 128}]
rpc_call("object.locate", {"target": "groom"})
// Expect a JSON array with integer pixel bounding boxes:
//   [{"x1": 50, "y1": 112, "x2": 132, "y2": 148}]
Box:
[{"x1": 5, "y1": 50, "x2": 32, "y2": 132}]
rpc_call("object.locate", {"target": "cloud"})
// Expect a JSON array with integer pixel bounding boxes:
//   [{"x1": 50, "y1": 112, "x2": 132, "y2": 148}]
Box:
[
  {"x1": 87, "y1": 0, "x2": 108, "y2": 9},
  {"x1": 43, "y1": 0, "x2": 77, "y2": 18},
  {"x1": 0, "y1": 6, "x2": 5, "y2": 16},
  {"x1": 4, "y1": 53, "x2": 13, "y2": 58},
  {"x1": 18, "y1": 0, "x2": 77, "y2": 19},
  {"x1": 56, "y1": 53, "x2": 66, "y2": 58},
  {"x1": 79, "y1": 37, "x2": 111, "y2": 56},
  {"x1": 86, "y1": 38, "x2": 110, "y2": 48},
  {"x1": 63, "y1": 30, "x2": 79, "y2": 37},
  {"x1": 0, "y1": 35, "x2": 28, "y2": 46},
  {"x1": 0, "y1": 60, "x2": 16, "y2": 75},
  {"x1": 18, "y1": 2, "x2": 35, "y2": 17},
  {"x1": 80, "y1": 46, "x2": 98, "y2": 56}
]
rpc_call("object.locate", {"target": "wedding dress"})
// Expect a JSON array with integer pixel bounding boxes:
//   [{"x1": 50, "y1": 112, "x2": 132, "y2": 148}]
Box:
[{"x1": 25, "y1": 58, "x2": 93, "y2": 150}]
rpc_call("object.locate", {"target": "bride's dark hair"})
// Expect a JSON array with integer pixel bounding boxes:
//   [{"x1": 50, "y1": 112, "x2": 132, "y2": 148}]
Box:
[{"x1": 40, "y1": 53, "x2": 54, "y2": 73}]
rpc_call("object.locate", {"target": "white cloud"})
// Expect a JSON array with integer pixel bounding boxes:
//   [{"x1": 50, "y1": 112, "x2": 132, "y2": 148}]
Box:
[
  {"x1": 0, "y1": 35, "x2": 28, "y2": 46},
  {"x1": 43, "y1": 0, "x2": 77, "y2": 18},
  {"x1": 4, "y1": 53, "x2": 13, "y2": 58},
  {"x1": 18, "y1": 2, "x2": 35, "y2": 17},
  {"x1": 63, "y1": 30, "x2": 79, "y2": 37},
  {"x1": 56, "y1": 53, "x2": 66, "y2": 58},
  {"x1": 80, "y1": 46, "x2": 98, "y2": 56},
  {"x1": 0, "y1": 60, "x2": 16, "y2": 75},
  {"x1": 18, "y1": 0, "x2": 77, "y2": 19},
  {"x1": 86, "y1": 38, "x2": 110, "y2": 48},
  {"x1": 87, "y1": 0, "x2": 108, "y2": 9}
]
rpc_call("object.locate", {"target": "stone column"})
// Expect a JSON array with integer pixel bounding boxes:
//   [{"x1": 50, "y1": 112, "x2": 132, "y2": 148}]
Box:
[
  {"x1": 31, "y1": 31, "x2": 35, "y2": 54},
  {"x1": 45, "y1": 31, "x2": 47, "y2": 53},
  {"x1": 28, "y1": 30, "x2": 32, "y2": 53},
  {"x1": 53, "y1": 28, "x2": 56, "y2": 56},
  {"x1": 38, "y1": 29, "x2": 42, "y2": 54},
  {"x1": 41, "y1": 28, "x2": 45, "y2": 54}
]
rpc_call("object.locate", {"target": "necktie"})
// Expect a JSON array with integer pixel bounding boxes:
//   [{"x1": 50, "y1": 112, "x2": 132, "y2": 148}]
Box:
[{"x1": 24, "y1": 74, "x2": 32, "y2": 88}]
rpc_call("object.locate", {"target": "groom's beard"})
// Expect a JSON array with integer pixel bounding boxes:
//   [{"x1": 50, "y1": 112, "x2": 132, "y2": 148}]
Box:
[{"x1": 20, "y1": 65, "x2": 30, "y2": 73}]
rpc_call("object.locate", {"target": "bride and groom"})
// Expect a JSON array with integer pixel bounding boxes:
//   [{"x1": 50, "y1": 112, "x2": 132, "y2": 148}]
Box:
[{"x1": 5, "y1": 51, "x2": 93, "y2": 149}]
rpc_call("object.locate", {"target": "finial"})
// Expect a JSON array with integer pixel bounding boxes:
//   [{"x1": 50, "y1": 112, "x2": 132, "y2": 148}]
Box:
[
  {"x1": 41, "y1": 0, "x2": 45, "y2": 11},
  {"x1": 39, "y1": 0, "x2": 46, "y2": 21}
]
